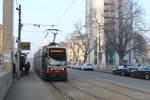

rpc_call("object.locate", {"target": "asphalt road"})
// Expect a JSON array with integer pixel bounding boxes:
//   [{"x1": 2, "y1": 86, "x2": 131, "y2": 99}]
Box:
[
  {"x1": 51, "y1": 68, "x2": 150, "y2": 100},
  {"x1": 69, "y1": 69, "x2": 150, "y2": 88}
]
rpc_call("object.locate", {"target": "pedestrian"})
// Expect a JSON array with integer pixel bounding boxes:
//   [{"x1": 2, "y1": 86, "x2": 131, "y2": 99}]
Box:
[
  {"x1": 25, "y1": 62, "x2": 30, "y2": 75},
  {"x1": 20, "y1": 63, "x2": 25, "y2": 77},
  {"x1": 12, "y1": 62, "x2": 16, "y2": 79}
]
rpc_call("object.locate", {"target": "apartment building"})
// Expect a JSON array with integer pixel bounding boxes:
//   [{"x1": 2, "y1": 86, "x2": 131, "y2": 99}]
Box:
[
  {"x1": 86, "y1": 0, "x2": 148, "y2": 67},
  {"x1": 85, "y1": 0, "x2": 116, "y2": 67}
]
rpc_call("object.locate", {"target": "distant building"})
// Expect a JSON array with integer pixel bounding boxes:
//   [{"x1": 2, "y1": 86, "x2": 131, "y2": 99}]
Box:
[{"x1": 63, "y1": 33, "x2": 85, "y2": 64}]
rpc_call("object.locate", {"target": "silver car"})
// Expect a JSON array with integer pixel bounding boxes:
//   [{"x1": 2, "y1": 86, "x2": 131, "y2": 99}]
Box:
[
  {"x1": 74, "y1": 63, "x2": 81, "y2": 69},
  {"x1": 81, "y1": 64, "x2": 94, "y2": 70}
]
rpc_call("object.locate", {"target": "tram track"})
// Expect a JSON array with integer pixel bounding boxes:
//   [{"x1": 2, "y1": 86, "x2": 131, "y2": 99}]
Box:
[
  {"x1": 73, "y1": 71, "x2": 150, "y2": 95},
  {"x1": 50, "y1": 82, "x2": 74, "y2": 100},
  {"x1": 70, "y1": 80, "x2": 139, "y2": 100},
  {"x1": 50, "y1": 81, "x2": 103, "y2": 100},
  {"x1": 70, "y1": 74, "x2": 150, "y2": 100}
]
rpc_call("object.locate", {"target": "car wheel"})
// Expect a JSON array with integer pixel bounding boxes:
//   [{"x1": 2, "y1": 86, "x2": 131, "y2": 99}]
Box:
[
  {"x1": 121, "y1": 72, "x2": 125, "y2": 76},
  {"x1": 145, "y1": 74, "x2": 149, "y2": 80}
]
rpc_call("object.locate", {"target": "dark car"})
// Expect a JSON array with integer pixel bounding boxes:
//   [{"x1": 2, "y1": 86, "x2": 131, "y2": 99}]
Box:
[
  {"x1": 130, "y1": 65, "x2": 150, "y2": 80},
  {"x1": 112, "y1": 65, "x2": 138, "y2": 76}
]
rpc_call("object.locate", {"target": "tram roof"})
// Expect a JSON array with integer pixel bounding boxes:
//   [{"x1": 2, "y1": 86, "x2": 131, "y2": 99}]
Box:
[{"x1": 46, "y1": 45, "x2": 66, "y2": 49}]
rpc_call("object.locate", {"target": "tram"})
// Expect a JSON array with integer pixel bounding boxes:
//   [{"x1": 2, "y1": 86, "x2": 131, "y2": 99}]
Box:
[{"x1": 33, "y1": 42, "x2": 67, "y2": 81}]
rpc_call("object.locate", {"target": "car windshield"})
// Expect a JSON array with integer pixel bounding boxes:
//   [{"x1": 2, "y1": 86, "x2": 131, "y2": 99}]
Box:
[
  {"x1": 138, "y1": 66, "x2": 150, "y2": 70},
  {"x1": 87, "y1": 64, "x2": 93, "y2": 66},
  {"x1": 125, "y1": 65, "x2": 137, "y2": 68},
  {"x1": 144, "y1": 65, "x2": 150, "y2": 68},
  {"x1": 138, "y1": 67, "x2": 144, "y2": 70}
]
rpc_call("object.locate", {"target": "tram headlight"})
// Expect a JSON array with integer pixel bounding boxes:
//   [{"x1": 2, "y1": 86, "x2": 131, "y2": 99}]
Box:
[
  {"x1": 50, "y1": 68, "x2": 53, "y2": 70},
  {"x1": 62, "y1": 68, "x2": 65, "y2": 70}
]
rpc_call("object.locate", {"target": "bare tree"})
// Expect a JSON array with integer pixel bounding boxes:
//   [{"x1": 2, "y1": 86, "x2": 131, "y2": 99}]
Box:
[
  {"x1": 133, "y1": 34, "x2": 147, "y2": 53},
  {"x1": 67, "y1": 37, "x2": 83, "y2": 63},
  {"x1": 104, "y1": 0, "x2": 147, "y2": 65},
  {"x1": 73, "y1": 22, "x2": 94, "y2": 63}
]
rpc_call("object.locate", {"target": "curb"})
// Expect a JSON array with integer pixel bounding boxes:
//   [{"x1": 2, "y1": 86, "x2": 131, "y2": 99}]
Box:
[{"x1": 93, "y1": 68, "x2": 112, "y2": 74}]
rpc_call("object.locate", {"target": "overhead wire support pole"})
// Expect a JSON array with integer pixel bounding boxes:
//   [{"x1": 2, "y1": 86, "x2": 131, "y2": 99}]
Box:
[{"x1": 16, "y1": 4, "x2": 22, "y2": 79}]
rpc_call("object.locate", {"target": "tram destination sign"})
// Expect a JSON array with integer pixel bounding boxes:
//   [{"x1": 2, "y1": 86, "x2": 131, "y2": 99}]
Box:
[{"x1": 21, "y1": 42, "x2": 31, "y2": 50}]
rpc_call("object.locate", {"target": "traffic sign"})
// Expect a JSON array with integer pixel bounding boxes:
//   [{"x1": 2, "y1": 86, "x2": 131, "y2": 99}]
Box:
[{"x1": 21, "y1": 42, "x2": 31, "y2": 50}]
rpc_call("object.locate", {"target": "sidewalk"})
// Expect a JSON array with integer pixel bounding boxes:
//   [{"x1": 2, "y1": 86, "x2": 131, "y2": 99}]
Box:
[
  {"x1": 0, "y1": 67, "x2": 7, "y2": 77},
  {"x1": 0, "y1": 67, "x2": 13, "y2": 100},
  {"x1": 3, "y1": 72, "x2": 65, "y2": 100}
]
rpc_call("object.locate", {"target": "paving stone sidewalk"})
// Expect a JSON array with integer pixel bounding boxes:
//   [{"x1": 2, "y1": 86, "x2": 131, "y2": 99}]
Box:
[{"x1": 3, "y1": 72, "x2": 65, "y2": 100}]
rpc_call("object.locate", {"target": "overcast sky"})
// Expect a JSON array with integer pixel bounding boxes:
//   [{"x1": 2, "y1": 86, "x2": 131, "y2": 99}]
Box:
[{"x1": 0, "y1": 0, "x2": 150, "y2": 58}]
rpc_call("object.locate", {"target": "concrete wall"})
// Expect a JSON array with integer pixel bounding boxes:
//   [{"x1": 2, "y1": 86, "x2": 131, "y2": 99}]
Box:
[
  {"x1": 0, "y1": 71, "x2": 13, "y2": 100},
  {"x1": 3, "y1": 0, "x2": 14, "y2": 71}
]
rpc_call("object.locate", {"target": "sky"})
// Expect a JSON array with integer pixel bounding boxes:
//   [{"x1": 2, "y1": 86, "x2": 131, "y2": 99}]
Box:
[
  {"x1": 0, "y1": 0, "x2": 85, "y2": 57},
  {"x1": 0, "y1": 0, "x2": 150, "y2": 58}
]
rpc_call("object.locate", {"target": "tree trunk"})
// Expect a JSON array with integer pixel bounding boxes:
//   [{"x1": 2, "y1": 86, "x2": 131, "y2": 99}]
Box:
[
  {"x1": 83, "y1": 53, "x2": 88, "y2": 63},
  {"x1": 119, "y1": 54, "x2": 124, "y2": 65}
]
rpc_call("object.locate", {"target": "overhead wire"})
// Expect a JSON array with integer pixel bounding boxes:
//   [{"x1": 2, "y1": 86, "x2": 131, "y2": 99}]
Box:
[
  {"x1": 56, "y1": 0, "x2": 78, "y2": 23},
  {"x1": 17, "y1": 0, "x2": 78, "y2": 41}
]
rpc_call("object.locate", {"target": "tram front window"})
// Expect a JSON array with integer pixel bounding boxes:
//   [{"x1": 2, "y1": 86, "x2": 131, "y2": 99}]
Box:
[{"x1": 48, "y1": 49, "x2": 67, "y2": 66}]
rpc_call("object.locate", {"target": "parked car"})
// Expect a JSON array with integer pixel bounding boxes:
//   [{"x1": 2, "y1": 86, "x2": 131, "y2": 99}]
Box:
[
  {"x1": 67, "y1": 64, "x2": 72, "y2": 68},
  {"x1": 81, "y1": 64, "x2": 94, "y2": 70},
  {"x1": 112, "y1": 65, "x2": 138, "y2": 76},
  {"x1": 71, "y1": 63, "x2": 76, "y2": 69},
  {"x1": 74, "y1": 63, "x2": 82, "y2": 69},
  {"x1": 130, "y1": 65, "x2": 150, "y2": 80}
]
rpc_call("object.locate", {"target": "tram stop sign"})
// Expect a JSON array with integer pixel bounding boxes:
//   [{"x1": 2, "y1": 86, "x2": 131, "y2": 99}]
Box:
[{"x1": 21, "y1": 42, "x2": 31, "y2": 50}]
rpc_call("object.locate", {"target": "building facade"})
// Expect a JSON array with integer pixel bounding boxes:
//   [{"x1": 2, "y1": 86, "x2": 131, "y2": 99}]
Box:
[
  {"x1": 85, "y1": 0, "x2": 142, "y2": 67},
  {"x1": 66, "y1": 35, "x2": 85, "y2": 64},
  {"x1": 86, "y1": 0, "x2": 116, "y2": 67}
]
